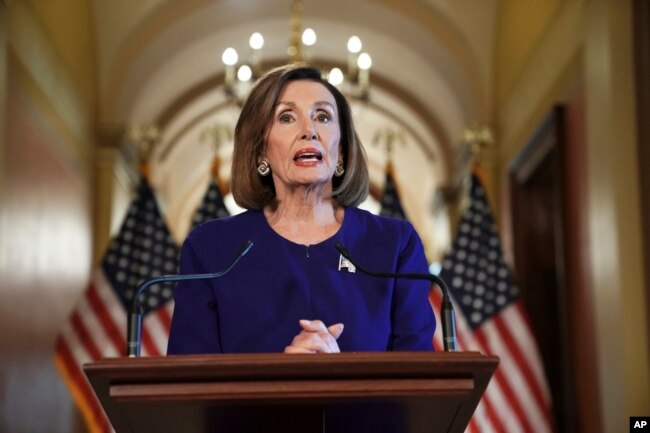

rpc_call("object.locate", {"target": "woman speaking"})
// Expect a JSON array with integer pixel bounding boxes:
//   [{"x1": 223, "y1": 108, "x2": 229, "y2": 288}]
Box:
[{"x1": 167, "y1": 64, "x2": 435, "y2": 355}]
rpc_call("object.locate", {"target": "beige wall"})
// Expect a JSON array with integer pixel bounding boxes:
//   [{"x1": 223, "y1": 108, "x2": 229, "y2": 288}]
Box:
[
  {"x1": 0, "y1": 1, "x2": 97, "y2": 432},
  {"x1": 585, "y1": 0, "x2": 649, "y2": 429},
  {"x1": 1, "y1": 3, "x2": 6, "y2": 213},
  {"x1": 25, "y1": 0, "x2": 96, "y2": 111},
  {"x1": 494, "y1": 0, "x2": 563, "y2": 106},
  {"x1": 494, "y1": 0, "x2": 650, "y2": 431}
]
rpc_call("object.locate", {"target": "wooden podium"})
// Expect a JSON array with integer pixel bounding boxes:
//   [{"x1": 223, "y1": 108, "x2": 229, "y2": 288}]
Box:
[{"x1": 84, "y1": 352, "x2": 498, "y2": 433}]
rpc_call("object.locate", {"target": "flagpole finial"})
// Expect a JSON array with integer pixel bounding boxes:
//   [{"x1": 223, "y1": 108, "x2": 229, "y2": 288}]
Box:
[
  {"x1": 200, "y1": 124, "x2": 233, "y2": 155},
  {"x1": 372, "y1": 127, "x2": 406, "y2": 165},
  {"x1": 128, "y1": 124, "x2": 160, "y2": 178},
  {"x1": 200, "y1": 124, "x2": 233, "y2": 195},
  {"x1": 462, "y1": 123, "x2": 493, "y2": 167}
]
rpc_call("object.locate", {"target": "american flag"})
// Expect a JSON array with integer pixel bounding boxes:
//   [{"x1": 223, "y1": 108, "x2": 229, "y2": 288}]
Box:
[
  {"x1": 379, "y1": 163, "x2": 407, "y2": 219},
  {"x1": 190, "y1": 177, "x2": 230, "y2": 228},
  {"x1": 54, "y1": 176, "x2": 179, "y2": 433},
  {"x1": 431, "y1": 173, "x2": 555, "y2": 432}
]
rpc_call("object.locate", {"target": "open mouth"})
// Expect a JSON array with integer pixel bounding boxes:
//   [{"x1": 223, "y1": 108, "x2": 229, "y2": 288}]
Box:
[{"x1": 293, "y1": 149, "x2": 323, "y2": 162}]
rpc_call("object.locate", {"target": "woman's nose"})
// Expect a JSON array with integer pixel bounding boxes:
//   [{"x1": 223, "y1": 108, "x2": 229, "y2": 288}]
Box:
[
  {"x1": 300, "y1": 120, "x2": 317, "y2": 140},
  {"x1": 300, "y1": 131, "x2": 317, "y2": 140}
]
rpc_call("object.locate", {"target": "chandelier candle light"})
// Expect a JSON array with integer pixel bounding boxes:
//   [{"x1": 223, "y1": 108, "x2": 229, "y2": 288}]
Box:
[{"x1": 221, "y1": 0, "x2": 372, "y2": 102}]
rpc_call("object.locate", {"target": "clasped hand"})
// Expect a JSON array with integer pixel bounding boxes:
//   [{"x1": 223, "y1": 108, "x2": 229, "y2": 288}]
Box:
[{"x1": 284, "y1": 319, "x2": 344, "y2": 353}]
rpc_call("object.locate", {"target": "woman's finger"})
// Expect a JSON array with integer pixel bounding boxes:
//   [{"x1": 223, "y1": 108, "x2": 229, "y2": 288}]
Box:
[
  {"x1": 327, "y1": 323, "x2": 344, "y2": 339},
  {"x1": 284, "y1": 320, "x2": 344, "y2": 353},
  {"x1": 299, "y1": 319, "x2": 328, "y2": 333},
  {"x1": 285, "y1": 329, "x2": 340, "y2": 353},
  {"x1": 284, "y1": 345, "x2": 316, "y2": 354}
]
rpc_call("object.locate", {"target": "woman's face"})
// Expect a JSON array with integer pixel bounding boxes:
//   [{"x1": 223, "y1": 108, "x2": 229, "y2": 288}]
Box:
[{"x1": 263, "y1": 79, "x2": 341, "y2": 197}]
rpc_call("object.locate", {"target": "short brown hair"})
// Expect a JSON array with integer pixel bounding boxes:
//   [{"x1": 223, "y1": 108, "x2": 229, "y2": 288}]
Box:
[{"x1": 230, "y1": 64, "x2": 369, "y2": 209}]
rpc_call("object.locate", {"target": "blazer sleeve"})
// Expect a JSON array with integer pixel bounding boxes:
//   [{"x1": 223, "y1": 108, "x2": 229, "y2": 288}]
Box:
[
  {"x1": 167, "y1": 226, "x2": 222, "y2": 354},
  {"x1": 389, "y1": 222, "x2": 436, "y2": 351}
]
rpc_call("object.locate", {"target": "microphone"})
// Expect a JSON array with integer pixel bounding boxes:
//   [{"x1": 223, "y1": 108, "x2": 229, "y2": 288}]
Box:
[
  {"x1": 335, "y1": 242, "x2": 457, "y2": 352},
  {"x1": 126, "y1": 240, "x2": 254, "y2": 357}
]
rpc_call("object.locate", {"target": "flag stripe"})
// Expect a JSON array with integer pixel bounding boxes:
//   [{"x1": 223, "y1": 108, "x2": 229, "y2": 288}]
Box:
[
  {"x1": 475, "y1": 328, "x2": 533, "y2": 432},
  {"x1": 86, "y1": 284, "x2": 123, "y2": 356},
  {"x1": 155, "y1": 303, "x2": 172, "y2": 332},
  {"x1": 482, "y1": 374, "x2": 522, "y2": 433},
  {"x1": 507, "y1": 303, "x2": 553, "y2": 403},
  {"x1": 429, "y1": 290, "x2": 444, "y2": 351},
  {"x1": 143, "y1": 307, "x2": 172, "y2": 355},
  {"x1": 481, "y1": 319, "x2": 550, "y2": 431},
  {"x1": 471, "y1": 386, "x2": 507, "y2": 433},
  {"x1": 483, "y1": 316, "x2": 544, "y2": 428},
  {"x1": 468, "y1": 415, "x2": 479, "y2": 433},
  {"x1": 456, "y1": 305, "x2": 521, "y2": 433},
  {"x1": 94, "y1": 270, "x2": 128, "y2": 336},
  {"x1": 70, "y1": 312, "x2": 102, "y2": 361},
  {"x1": 55, "y1": 337, "x2": 109, "y2": 433},
  {"x1": 478, "y1": 398, "x2": 505, "y2": 433},
  {"x1": 140, "y1": 325, "x2": 160, "y2": 356},
  {"x1": 494, "y1": 308, "x2": 554, "y2": 425},
  {"x1": 77, "y1": 296, "x2": 119, "y2": 359}
]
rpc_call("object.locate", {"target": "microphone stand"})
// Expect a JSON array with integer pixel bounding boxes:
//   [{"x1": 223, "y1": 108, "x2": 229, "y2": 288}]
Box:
[
  {"x1": 126, "y1": 241, "x2": 253, "y2": 357},
  {"x1": 336, "y1": 243, "x2": 458, "y2": 352}
]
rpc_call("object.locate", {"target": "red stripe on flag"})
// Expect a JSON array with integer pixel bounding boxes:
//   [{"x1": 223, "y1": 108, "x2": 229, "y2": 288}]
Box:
[
  {"x1": 467, "y1": 416, "x2": 479, "y2": 433},
  {"x1": 514, "y1": 302, "x2": 554, "y2": 403},
  {"x1": 494, "y1": 307, "x2": 554, "y2": 426},
  {"x1": 475, "y1": 329, "x2": 533, "y2": 432},
  {"x1": 87, "y1": 283, "x2": 124, "y2": 356},
  {"x1": 140, "y1": 323, "x2": 161, "y2": 356},
  {"x1": 55, "y1": 338, "x2": 110, "y2": 433},
  {"x1": 70, "y1": 312, "x2": 102, "y2": 361},
  {"x1": 155, "y1": 305, "x2": 172, "y2": 334},
  {"x1": 480, "y1": 394, "x2": 507, "y2": 433},
  {"x1": 429, "y1": 289, "x2": 443, "y2": 351}
]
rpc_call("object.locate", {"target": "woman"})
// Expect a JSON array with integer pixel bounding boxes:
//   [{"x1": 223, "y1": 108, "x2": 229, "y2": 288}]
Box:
[{"x1": 167, "y1": 64, "x2": 435, "y2": 355}]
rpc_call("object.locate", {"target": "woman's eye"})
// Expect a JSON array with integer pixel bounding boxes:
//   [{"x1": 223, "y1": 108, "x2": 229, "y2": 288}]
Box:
[
  {"x1": 315, "y1": 112, "x2": 331, "y2": 123},
  {"x1": 278, "y1": 112, "x2": 293, "y2": 123}
]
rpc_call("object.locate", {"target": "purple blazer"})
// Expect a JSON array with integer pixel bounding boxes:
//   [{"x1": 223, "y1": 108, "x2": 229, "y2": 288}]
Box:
[{"x1": 167, "y1": 207, "x2": 435, "y2": 354}]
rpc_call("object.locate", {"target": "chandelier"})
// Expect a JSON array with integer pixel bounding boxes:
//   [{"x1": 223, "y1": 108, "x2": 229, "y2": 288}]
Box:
[{"x1": 221, "y1": 0, "x2": 373, "y2": 103}]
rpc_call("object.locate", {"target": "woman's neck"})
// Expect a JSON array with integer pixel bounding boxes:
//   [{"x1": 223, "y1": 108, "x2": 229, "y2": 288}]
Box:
[{"x1": 264, "y1": 193, "x2": 344, "y2": 245}]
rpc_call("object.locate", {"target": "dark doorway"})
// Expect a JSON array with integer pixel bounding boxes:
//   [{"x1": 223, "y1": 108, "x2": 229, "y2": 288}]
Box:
[
  {"x1": 508, "y1": 101, "x2": 601, "y2": 433},
  {"x1": 509, "y1": 107, "x2": 573, "y2": 433}
]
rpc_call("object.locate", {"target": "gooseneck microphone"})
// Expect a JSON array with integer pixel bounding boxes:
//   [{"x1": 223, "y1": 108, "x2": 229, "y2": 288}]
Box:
[
  {"x1": 335, "y1": 243, "x2": 457, "y2": 352},
  {"x1": 126, "y1": 240, "x2": 254, "y2": 357}
]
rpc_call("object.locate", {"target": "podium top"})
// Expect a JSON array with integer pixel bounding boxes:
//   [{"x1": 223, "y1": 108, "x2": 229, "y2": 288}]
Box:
[
  {"x1": 86, "y1": 351, "x2": 497, "y2": 380},
  {"x1": 85, "y1": 352, "x2": 499, "y2": 433}
]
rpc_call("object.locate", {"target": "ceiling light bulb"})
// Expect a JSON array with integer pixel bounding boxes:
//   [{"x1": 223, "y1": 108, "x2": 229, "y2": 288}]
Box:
[
  {"x1": 237, "y1": 65, "x2": 252, "y2": 82},
  {"x1": 347, "y1": 36, "x2": 362, "y2": 53},
  {"x1": 328, "y1": 68, "x2": 344, "y2": 86},
  {"x1": 357, "y1": 52, "x2": 372, "y2": 70},
  {"x1": 222, "y1": 48, "x2": 238, "y2": 66},
  {"x1": 302, "y1": 28, "x2": 317, "y2": 46},
  {"x1": 249, "y1": 32, "x2": 264, "y2": 50}
]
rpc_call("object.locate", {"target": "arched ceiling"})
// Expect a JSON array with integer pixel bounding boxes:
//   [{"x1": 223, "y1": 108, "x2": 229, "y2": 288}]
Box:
[{"x1": 90, "y1": 0, "x2": 499, "y2": 258}]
